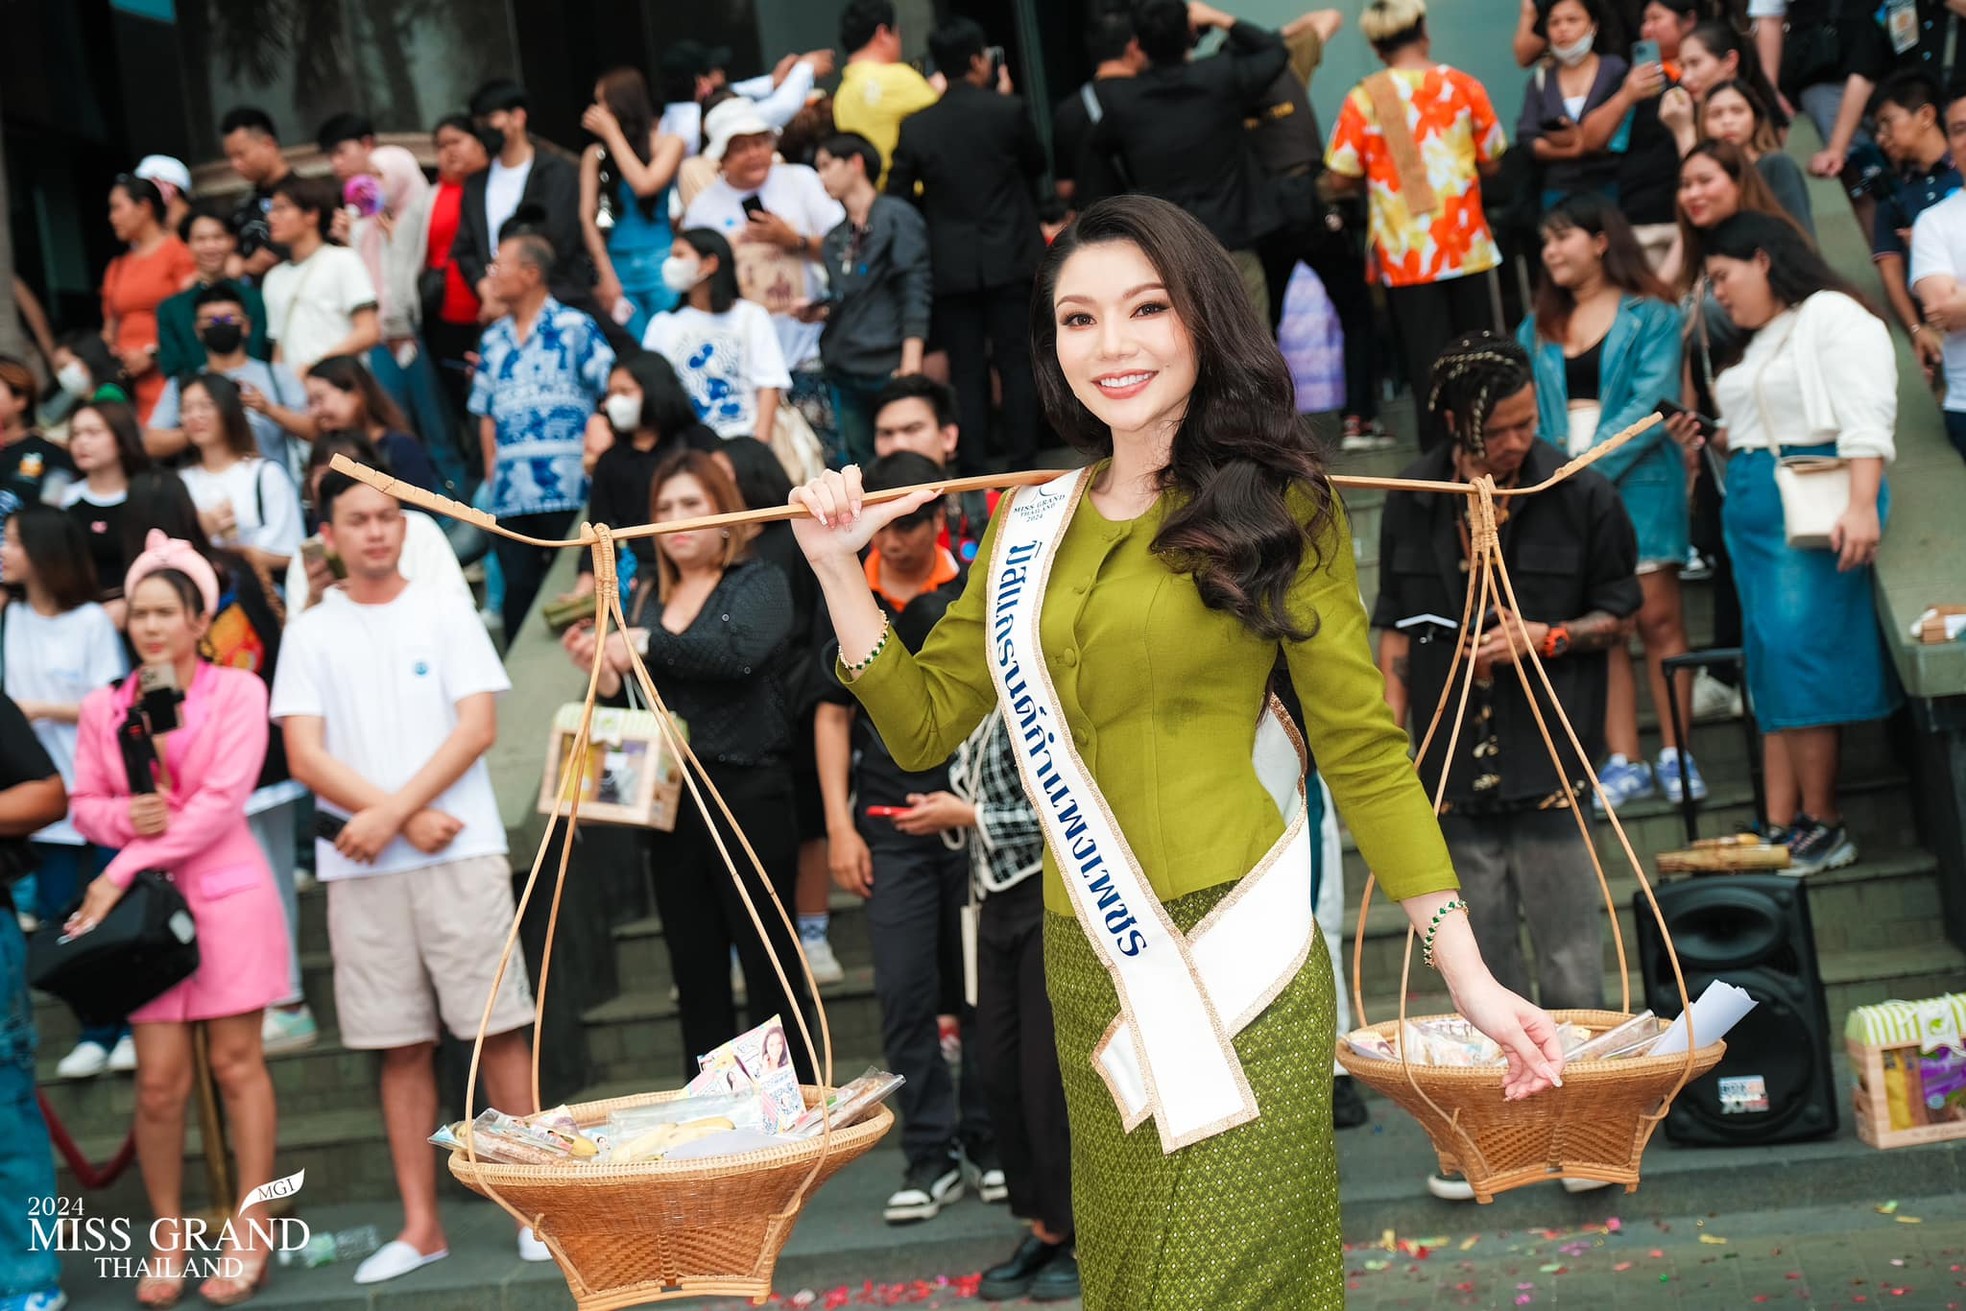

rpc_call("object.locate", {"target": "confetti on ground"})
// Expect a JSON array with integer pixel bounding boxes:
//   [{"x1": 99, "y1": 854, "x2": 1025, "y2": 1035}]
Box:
[
  {"x1": 1901, "y1": 1216, "x2": 1926, "y2": 1225},
  {"x1": 1460, "y1": 1235, "x2": 1480, "y2": 1251},
  {"x1": 1614, "y1": 1262, "x2": 1634, "y2": 1272},
  {"x1": 1880, "y1": 1201, "x2": 1902, "y2": 1215},
  {"x1": 1699, "y1": 1234, "x2": 1729, "y2": 1245}
]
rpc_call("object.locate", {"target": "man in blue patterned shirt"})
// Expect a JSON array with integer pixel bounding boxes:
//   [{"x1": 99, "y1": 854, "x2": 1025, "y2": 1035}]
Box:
[{"x1": 469, "y1": 223, "x2": 615, "y2": 633}]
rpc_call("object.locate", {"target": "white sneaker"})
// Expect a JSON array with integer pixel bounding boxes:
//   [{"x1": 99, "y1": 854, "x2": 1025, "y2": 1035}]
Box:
[
  {"x1": 1426, "y1": 1171, "x2": 1476, "y2": 1201},
  {"x1": 802, "y1": 937, "x2": 845, "y2": 986},
  {"x1": 517, "y1": 1226, "x2": 552, "y2": 1262},
  {"x1": 1691, "y1": 671, "x2": 1743, "y2": 722},
  {"x1": 56, "y1": 1041, "x2": 110, "y2": 1080},
  {"x1": 262, "y1": 1004, "x2": 320, "y2": 1054},
  {"x1": 106, "y1": 1033, "x2": 138, "y2": 1073},
  {"x1": 1561, "y1": 1175, "x2": 1618, "y2": 1193}
]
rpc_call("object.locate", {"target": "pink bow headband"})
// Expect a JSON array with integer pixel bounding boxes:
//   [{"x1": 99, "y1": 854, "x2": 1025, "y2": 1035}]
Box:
[{"x1": 124, "y1": 531, "x2": 220, "y2": 617}]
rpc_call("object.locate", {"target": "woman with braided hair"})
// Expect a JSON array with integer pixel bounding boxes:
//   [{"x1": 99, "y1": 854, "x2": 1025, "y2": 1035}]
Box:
[
  {"x1": 785, "y1": 197, "x2": 1566, "y2": 1307},
  {"x1": 1377, "y1": 329, "x2": 1643, "y2": 1203}
]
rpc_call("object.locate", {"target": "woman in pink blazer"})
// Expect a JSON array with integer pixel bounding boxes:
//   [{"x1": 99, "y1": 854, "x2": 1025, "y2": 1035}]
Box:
[{"x1": 68, "y1": 533, "x2": 288, "y2": 1308}]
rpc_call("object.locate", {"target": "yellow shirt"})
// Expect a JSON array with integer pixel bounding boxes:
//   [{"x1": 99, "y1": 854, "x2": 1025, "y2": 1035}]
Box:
[
  {"x1": 833, "y1": 61, "x2": 940, "y2": 187},
  {"x1": 847, "y1": 476, "x2": 1459, "y2": 918}
]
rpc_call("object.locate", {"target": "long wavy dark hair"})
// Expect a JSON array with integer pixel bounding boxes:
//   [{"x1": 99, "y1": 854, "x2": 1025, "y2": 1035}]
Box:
[
  {"x1": 1532, "y1": 193, "x2": 1673, "y2": 342},
  {"x1": 1703, "y1": 211, "x2": 1880, "y2": 329},
  {"x1": 1029, "y1": 195, "x2": 1335, "y2": 642},
  {"x1": 595, "y1": 66, "x2": 661, "y2": 221}
]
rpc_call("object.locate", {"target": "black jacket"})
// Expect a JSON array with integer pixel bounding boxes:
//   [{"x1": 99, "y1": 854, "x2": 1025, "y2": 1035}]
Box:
[
  {"x1": 449, "y1": 147, "x2": 594, "y2": 305},
  {"x1": 1372, "y1": 442, "x2": 1640, "y2": 809},
  {"x1": 887, "y1": 83, "x2": 1047, "y2": 295},
  {"x1": 1083, "y1": 21, "x2": 1288, "y2": 252}
]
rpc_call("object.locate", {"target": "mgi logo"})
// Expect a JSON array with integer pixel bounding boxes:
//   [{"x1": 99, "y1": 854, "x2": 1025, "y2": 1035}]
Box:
[{"x1": 30, "y1": 1170, "x2": 312, "y2": 1279}]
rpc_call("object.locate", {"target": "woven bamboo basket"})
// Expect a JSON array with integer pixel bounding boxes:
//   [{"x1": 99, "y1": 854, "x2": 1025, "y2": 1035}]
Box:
[
  {"x1": 446, "y1": 1087, "x2": 892, "y2": 1308},
  {"x1": 1339, "y1": 420, "x2": 1720, "y2": 1202},
  {"x1": 323, "y1": 463, "x2": 1063, "y2": 1308},
  {"x1": 1337, "y1": 1010, "x2": 1724, "y2": 1202}
]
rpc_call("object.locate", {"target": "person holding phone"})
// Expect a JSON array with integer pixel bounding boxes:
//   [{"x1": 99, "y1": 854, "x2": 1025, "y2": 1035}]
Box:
[
  {"x1": 812, "y1": 451, "x2": 998, "y2": 1228},
  {"x1": 67, "y1": 534, "x2": 290, "y2": 1307},
  {"x1": 1517, "y1": 0, "x2": 1630, "y2": 210}
]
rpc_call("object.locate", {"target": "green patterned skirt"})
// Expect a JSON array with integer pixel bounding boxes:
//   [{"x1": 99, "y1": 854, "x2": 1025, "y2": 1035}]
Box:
[{"x1": 1044, "y1": 880, "x2": 1344, "y2": 1309}]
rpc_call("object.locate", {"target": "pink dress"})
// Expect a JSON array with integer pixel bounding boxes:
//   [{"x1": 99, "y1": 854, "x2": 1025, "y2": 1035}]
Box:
[{"x1": 70, "y1": 663, "x2": 290, "y2": 1023}]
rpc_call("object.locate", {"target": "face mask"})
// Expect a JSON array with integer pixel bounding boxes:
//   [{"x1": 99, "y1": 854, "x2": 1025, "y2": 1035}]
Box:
[
  {"x1": 661, "y1": 256, "x2": 702, "y2": 295},
  {"x1": 477, "y1": 126, "x2": 506, "y2": 157},
  {"x1": 604, "y1": 393, "x2": 643, "y2": 432},
  {"x1": 199, "y1": 321, "x2": 245, "y2": 355},
  {"x1": 57, "y1": 362, "x2": 92, "y2": 398},
  {"x1": 1551, "y1": 31, "x2": 1595, "y2": 66}
]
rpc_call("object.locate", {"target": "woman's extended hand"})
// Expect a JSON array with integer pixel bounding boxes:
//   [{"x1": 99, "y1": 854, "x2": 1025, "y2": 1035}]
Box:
[
  {"x1": 1831, "y1": 499, "x2": 1882, "y2": 572},
  {"x1": 788, "y1": 467, "x2": 941, "y2": 571},
  {"x1": 1451, "y1": 973, "x2": 1567, "y2": 1100},
  {"x1": 65, "y1": 874, "x2": 127, "y2": 937}
]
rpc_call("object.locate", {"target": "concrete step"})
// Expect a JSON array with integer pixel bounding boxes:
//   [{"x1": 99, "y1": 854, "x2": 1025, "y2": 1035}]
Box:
[
  {"x1": 580, "y1": 967, "x2": 889, "y2": 1089},
  {"x1": 1352, "y1": 939, "x2": 1966, "y2": 1040},
  {"x1": 1342, "y1": 848, "x2": 1947, "y2": 986}
]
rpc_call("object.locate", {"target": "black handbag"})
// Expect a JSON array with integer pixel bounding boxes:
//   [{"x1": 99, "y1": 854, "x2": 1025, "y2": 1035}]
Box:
[{"x1": 27, "y1": 870, "x2": 200, "y2": 1027}]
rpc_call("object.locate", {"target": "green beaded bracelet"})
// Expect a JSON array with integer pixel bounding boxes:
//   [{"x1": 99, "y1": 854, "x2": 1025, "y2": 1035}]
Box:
[
  {"x1": 1421, "y1": 898, "x2": 1470, "y2": 971},
  {"x1": 843, "y1": 619, "x2": 892, "y2": 679}
]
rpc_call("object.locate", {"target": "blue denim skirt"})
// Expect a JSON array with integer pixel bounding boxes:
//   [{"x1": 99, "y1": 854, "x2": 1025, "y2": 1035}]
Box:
[{"x1": 1721, "y1": 445, "x2": 1901, "y2": 731}]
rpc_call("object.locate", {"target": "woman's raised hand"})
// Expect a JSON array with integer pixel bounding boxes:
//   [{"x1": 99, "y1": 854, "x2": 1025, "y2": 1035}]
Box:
[{"x1": 788, "y1": 466, "x2": 941, "y2": 569}]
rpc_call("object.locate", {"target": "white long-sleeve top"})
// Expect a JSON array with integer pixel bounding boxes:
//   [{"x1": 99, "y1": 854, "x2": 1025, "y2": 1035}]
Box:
[{"x1": 1711, "y1": 290, "x2": 1897, "y2": 462}]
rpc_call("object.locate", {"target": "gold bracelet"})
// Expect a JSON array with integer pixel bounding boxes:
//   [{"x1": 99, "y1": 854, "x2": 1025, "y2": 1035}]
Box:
[
  {"x1": 1421, "y1": 898, "x2": 1469, "y2": 971},
  {"x1": 843, "y1": 617, "x2": 891, "y2": 679}
]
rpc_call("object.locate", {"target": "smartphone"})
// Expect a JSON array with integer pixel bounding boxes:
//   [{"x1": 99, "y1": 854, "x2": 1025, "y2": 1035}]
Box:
[
  {"x1": 740, "y1": 195, "x2": 767, "y2": 219},
  {"x1": 300, "y1": 537, "x2": 346, "y2": 580},
  {"x1": 1539, "y1": 114, "x2": 1572, "y2": 134},
  {"x1": 1655, "y1": 398, "x2": 1718, "y2": 437},
  {"x1": 314, "y1": 812, "x2": 348, "y2": 843},
  {"x1": 865, "y1": 805, "x2": 909, "y2": 819},
  {"x1": 1631, "y1": 38, "x2": 1661, "y2": 67},
  {"x1": 986, "y1": 44, "x2": 1006, "y2": 80}
]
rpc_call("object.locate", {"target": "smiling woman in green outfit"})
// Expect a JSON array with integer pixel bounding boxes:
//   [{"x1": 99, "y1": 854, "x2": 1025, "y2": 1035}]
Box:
[{"x1": 788, "y1": 195, "x2": 1565, "y2": 1309}]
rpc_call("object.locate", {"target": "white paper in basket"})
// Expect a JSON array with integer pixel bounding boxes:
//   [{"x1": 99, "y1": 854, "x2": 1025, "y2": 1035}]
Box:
[{"x1": 1649, "y1": 980, "x2": 1757, "y2": 1057}]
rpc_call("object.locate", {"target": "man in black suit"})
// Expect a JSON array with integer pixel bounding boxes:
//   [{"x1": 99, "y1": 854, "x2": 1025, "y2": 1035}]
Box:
[
  {"x1": 450, "y1": 79, "x2": 596, "y2": 319},
  {"x1": 887, "y1": 19, "x2": 1048, "y2": 473},
  {"x1": 1082, "y1": 0, "x2": 1289, "y2": 321}
]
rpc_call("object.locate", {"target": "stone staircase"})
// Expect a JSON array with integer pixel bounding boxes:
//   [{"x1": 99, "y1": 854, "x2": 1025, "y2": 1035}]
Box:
[{"x1": 34, "y1": 408, "x2": 1965, "y2": 1219}]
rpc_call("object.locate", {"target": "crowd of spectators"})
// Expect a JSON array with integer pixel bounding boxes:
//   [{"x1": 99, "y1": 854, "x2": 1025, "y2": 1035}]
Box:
[{"x1": 0, "y1": 0, "x2": 1951, "y2": 1303}]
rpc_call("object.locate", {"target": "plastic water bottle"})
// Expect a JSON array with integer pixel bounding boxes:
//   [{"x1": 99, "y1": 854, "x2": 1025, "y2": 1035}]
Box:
[{"x1": 278, "y1": 1224, "x2": 380, "y2": 1268}]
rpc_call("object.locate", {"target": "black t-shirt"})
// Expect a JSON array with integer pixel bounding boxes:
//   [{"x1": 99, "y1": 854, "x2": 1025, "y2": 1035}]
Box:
[
  {"x1": 0, "y1": 434, "x2": 76, "y2": 525},
  {"x1": 64, "y1": 491, "x2": 133, "y2": 600},
  {"x1": 1618, "y1": 97, "x2": 1680, "y2": 226},
  {"x1": 0, "y1": 692, "x2": 59, "y2": 887},
  {"x1": 577, "y1": 424, "x2": 723, "y2": 579}
]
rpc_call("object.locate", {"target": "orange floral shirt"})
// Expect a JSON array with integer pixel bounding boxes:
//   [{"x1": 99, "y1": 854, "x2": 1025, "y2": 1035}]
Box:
[{"x1": 1325, "y1": 65, "x2": 1507, "y2": 288}]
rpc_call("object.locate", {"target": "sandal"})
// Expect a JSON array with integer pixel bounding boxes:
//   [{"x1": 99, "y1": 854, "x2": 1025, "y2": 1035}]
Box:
[
  {"x1": 198, "y1": 1245, "x2": 271, "y2": 1308},
  {"x1": 135, "y1": 1246, "x2": 188, "y2": 1308}
]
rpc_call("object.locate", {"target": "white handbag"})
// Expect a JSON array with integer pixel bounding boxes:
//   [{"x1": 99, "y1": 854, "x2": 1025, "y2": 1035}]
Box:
[{"x1": 1753, "y1": 319, "x2": 1850, "y2": 551}]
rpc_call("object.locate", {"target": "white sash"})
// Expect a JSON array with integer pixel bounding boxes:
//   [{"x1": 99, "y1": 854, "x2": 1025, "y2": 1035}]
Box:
[{"x1": 986, "y1": 469, "x2": 1316, "y2": 1153}]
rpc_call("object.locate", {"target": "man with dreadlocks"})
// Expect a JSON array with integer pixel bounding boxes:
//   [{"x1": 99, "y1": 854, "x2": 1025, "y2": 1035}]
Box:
[{"x1": 1371, "y1": 330, "x2": 1642, "y2": 1203}]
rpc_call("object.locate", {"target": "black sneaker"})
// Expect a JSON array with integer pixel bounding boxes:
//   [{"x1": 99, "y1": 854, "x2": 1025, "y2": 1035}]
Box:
[
  {"x1": 979, "y1": 1233, "x2": 1065, "y2": 1301},
  {"x1": 1029, "y1": 1247, "x2": 1081, "y2": 1302},
  {"x1": 1333, "y1": 1075, "x2": 1370, "y2": 1130},
  {"x1": 1786, "y1": 816, "x2": 1857, "y2": 874},
  {"x1": 884, "y1": 1151, "x2": 963, "y2": 1223},
  {"x1": 965, "y1": 1142, "x2": 1008, "y2": 1203}
]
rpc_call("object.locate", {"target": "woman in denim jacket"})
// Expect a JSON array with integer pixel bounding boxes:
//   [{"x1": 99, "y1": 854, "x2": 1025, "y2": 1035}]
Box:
[{"x1": 1518, "y1": 194, "x2": 1701, "y2": 811}]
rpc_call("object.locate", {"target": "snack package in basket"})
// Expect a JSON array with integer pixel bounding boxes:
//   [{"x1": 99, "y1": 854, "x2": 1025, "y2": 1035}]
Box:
[
  {"x1": 429, "y1": 1108, "x2": 599, "y2": 1164},
  {"x1": 1566, "y1": 1012, "x2": 1669, "y2": 1061},
  {"x1": 786, "y1": 1067, "x2": 906, "y2": 1139},
  {"x1": 601, "y1": 1092, "x2": 783, "y2": 1164},
  {"x1": 686, "y1": 1014, "x2": 804, "y2": 1132}
]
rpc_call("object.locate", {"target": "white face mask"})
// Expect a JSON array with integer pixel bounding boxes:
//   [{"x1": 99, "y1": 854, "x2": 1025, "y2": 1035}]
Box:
[
  {"x1": 1551, "y1": 30, "x2": 1596, "y2": 67},
  {"x1": 660, "y1": 256, "x2": 702, "y2": 295},
  {"x1": 57, "y1": 361, "x2": 92, "y2": 399},
  {"x1": 604, "y1": 393, "x2": 643, "y2": 432}
]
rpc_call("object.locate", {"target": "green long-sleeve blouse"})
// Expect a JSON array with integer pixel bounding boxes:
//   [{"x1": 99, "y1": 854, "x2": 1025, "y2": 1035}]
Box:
[{"x1": 847, "y1": 475, "x2": 1459, "y2": 919}]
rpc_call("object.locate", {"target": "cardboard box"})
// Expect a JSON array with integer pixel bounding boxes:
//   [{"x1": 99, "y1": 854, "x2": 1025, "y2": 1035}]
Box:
[
  {"x1": 1845, "y1": 993, "x2": 1966, "y2": 1150},
  {"x1": 538, "y1": 704, "x2": 687, "y2": 832}
]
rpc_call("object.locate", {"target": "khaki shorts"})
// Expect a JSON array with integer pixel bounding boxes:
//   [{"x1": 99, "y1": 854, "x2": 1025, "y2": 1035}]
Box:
[{"x1": 326, "y1": 852, "x2": 535, "y2": 1050}]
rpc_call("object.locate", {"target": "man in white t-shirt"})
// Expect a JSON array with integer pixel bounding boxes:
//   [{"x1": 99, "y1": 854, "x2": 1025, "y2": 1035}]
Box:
[
  {"x1": 260, "y1": 176, "x2": 380, "y2": 375},
  {"x1": 1909, "y1": 84, "x2": 1966, "y2": 465},
  {"x1": 682, "y1": 98, "x2": 845, "y2": 371},
  {"x1": 271, "y1": 471, "x2": 546, "y2": 1283}
]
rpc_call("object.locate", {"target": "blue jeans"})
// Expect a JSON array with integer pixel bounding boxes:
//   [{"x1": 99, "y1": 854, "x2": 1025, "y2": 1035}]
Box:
[
  {"x1": 0, "y1": 915, "x2": 63, "y2": 1298},
  {"x1": 828, "y1": 368, "x2": 892, "y2": 468}
]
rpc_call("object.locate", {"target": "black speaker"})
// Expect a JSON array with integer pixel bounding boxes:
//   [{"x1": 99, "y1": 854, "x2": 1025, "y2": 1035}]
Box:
[{"x1": 1632, "y1": 874, "x2": 1839, "y2": 1145}]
